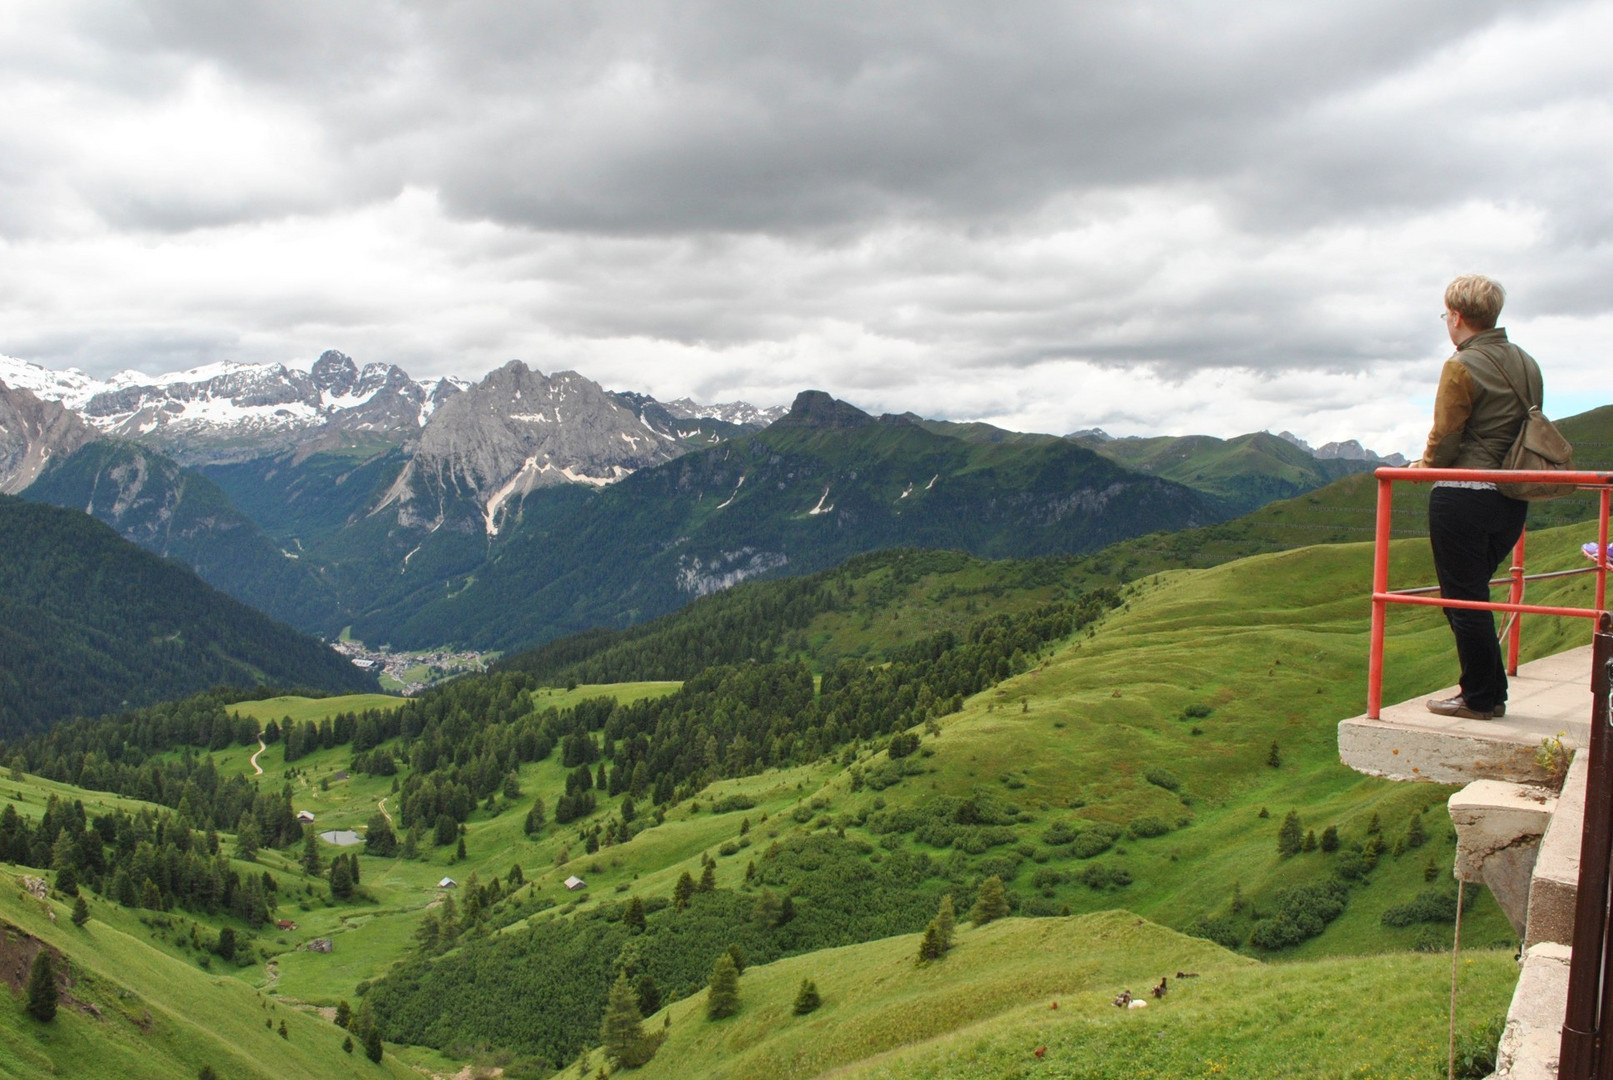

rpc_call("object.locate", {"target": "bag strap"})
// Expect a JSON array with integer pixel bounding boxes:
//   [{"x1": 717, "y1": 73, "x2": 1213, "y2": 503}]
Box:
[{"x1": 1472, "y1": 345, "x2": 1540, "y2": 412}]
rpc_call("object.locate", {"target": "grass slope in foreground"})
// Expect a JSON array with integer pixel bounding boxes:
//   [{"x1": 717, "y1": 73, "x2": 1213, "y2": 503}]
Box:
[
  {"x1": 568, "y1": 911, "x2": 1514, "y2": 1080},
  {"x1": 0, "y1": 867, "x2": 418, "y2": 1080}
]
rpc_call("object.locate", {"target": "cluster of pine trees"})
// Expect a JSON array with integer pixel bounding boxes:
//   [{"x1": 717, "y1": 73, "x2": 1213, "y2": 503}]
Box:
[{"x1": 0, "y1": 795, "x2": 273, "y2": 925}]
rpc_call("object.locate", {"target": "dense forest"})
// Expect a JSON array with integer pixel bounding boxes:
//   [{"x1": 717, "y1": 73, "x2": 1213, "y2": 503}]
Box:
[
  {"x1": 495, "y1": 547, "x2": 1082, "y2": 685},
  {"x1": 0, "y1": 496, "x2": 377, "y2": 736},
  {"x1": 24, "y1": 439, "x2": 341, "y2": 630},
  {"x1": 5, "y1": 590, "x2": 1112, "y2": 851}
]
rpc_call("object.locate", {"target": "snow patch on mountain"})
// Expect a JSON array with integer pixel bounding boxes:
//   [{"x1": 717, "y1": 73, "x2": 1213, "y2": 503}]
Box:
[{"x1": 662, "y1": 397, "x2": 787, "y2": 427}]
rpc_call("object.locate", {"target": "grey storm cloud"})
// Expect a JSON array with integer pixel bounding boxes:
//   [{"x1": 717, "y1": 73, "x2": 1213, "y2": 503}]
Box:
[
  {"x1": 2, "y1": 0, "x2": 1611, "y2": 452},
  {"x1": 67, "y1": 0, "x2": 1572, "y2": 235}
]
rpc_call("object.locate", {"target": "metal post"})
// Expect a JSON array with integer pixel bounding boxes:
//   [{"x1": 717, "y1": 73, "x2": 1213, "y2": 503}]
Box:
[
  {"x1": 1367, "y1": 474, "x2": 1394, "y2": 719},
  {"x1": 1508, "y1": 531, "x2": 1526, "y2": 676},
  {"x1": 1598, "y1": 488, "x2": 1610, "y2": 615},
  {"x1": 1560, "y1": 613, "x2": 1613, "y2": 1079}
]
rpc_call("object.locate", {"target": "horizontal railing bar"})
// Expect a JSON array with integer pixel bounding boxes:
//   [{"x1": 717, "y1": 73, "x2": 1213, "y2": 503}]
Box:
[
  {"x1": 1374, "y1": 592, "x2": 1606, "y2": 620},
  {"x1": 1376, "y1": 466, "x2": 1613, "y2": 485},
  {"x1": 1389, "y1": 565, "x2": 1605, "y2": 597}
]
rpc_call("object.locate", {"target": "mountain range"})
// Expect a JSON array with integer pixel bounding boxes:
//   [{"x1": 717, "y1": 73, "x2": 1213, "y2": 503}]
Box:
[{"x1": 1, "y1": 351, "x2": 1395, "y2": 652}]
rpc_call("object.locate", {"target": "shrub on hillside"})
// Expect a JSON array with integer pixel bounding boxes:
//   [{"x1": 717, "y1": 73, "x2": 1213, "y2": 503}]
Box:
[
  {"x1": 1381, "y1": 886, "x2": 1471, "y2": 927},
  {"x1": 1076, "y1": 864, "x2": 1132, "y2": 891},
  {"x1": 1070, "y1": 825, "x2": 1121, "y2": 859},
  {"x1": 1144, "y1": 768, "x2": 1181, "y2": 791},
  {"x1": 1041, "y1": 820, "x2": 1081, "y2": 846},
  {"x1": 1248, "y1": 880, "x2": 1349, "y2": 950},
  {"x1": 1186, "y1": 914, "x2": 1243, "y2": 950},
  {"x1": 1127, "y1": 816, "x2": 1171, "y2": 839}
]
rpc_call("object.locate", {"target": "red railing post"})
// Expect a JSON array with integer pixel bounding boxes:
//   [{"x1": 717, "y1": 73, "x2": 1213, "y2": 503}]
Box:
[
  {"x1": 1367, "y1": 474, "x2": 1394, "y2": 719},
  {"x1": 1559, "y1": 612, "x2": 1613, "y2": 1079},
  {"x1": 1508, "y1": 531, "x2": 1527, "y2": 676},
  {"x1": 1599, "y1": 488, "x2": 1610, "y2": 614}
]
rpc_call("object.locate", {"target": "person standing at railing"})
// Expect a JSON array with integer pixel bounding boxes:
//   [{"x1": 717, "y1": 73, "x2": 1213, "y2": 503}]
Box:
[{"x1": 1416, "y1": 274, "x2": 1544, "y2": 720}]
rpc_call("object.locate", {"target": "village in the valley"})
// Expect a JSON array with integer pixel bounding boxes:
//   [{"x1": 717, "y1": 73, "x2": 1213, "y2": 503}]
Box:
[{"x1": 329, "y1": 639, "x2": 490, "y2": 695}]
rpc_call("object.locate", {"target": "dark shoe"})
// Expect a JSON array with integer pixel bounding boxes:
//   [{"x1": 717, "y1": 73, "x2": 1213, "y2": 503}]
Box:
[{"x1": 1427, "y1": 695, "x2": 1504, "y2": 720}]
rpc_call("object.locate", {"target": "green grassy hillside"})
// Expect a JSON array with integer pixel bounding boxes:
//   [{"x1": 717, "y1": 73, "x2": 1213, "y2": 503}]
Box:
[
  {"x1": 0, "y1": 866, "x2": 420, "y2": 1080},
  {"x1": 563, "y1": 911, "x2": 1515, "y2": 1080},
  {"x1": 9, "y1": 513, "x2": 1605, "y2": 1076}
]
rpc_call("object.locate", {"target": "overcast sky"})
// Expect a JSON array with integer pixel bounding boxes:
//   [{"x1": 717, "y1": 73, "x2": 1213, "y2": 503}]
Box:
[{"x1": 2, "y1": 1, "x2": 1609, "y2": 454}]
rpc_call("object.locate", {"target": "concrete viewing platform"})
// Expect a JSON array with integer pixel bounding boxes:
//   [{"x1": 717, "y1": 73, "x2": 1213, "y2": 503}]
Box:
[
  {"x1": 1337, "y1": 643, "x2": 1604, "y2": 1080},
  {"x1": 1338, "y1": 646, "x2": 1595, "y2": 787}
]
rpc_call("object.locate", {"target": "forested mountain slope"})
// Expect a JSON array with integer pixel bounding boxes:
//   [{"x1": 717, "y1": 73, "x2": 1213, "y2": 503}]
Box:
[
  {"x1": 352, "y1": 392, "x2": 1220, "y2": 649},
  {"x1": 0, "y1": 495, "x2": 376, "y2": 736},
  {"x1": 22, "y1": 439, "x2": 344, "y2": 630}
]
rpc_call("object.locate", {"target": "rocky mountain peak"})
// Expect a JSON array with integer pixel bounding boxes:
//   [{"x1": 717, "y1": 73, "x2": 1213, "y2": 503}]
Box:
[
  {"x1": 0, "y1": 379, "x2": 95, "y2": 494},
  {"x1": 310, "y1": 350, "x2": 359, "y2": 395},
  {"x1": 378, "y1": 362, "x2": 689, "y2": 536},
  {"x1": 777, "y1": 390, "x2": 875, "y2": 430}
]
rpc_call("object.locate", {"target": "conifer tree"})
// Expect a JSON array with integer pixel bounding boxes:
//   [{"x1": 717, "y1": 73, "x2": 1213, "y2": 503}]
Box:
[
  {"x1": 726, "y1": 943, "x2": 746, "y2": 974},
  {"x1": 364, "y1": 813, "x2": 397, "y2": 856},
  {"x1": 235, "y1": 814, "x2": 260, "y2": 861},
  {"x1": 301, "y1": 825, "x2": 321, "y2": 875},
  {"x1": 971, "y1": 875, "x2": 1010, "y2": 926},
  {"x1": 706, "y1": 953, "x2": 740, "y2": 1020},
  {"x1": 342, "y1": 1035, "x2": 353, "y2": 1054},
  {"x1": 1302, "y1": 829, "x2": 1318, "y2": 853},
  {"x1": 624, "y1": 895, "x2": 646, "y2": 932},
  {"x1": 1277, "y1": 810, "x2": 1304, "y2": 858},
  {"x1": 364, "y1": 1024, "x2": 382, "y2": 1063},
  {"x1": 672, "y1": 870, "x2": 695, "y2": 911},
  {"x1": 634, "y1": 973, "x2": 661, "y2": 1017},
  {"x1": 71, "y1": 896, "x2": 89, "y2": 927},
  {"x1": 1321, "y1": 825, "x2": 1340, "y2": 852},
  {"x1": 26, "y1": 949, "x2": 58, "y2": 1021},
  {"x1": 1267, "y1": 740, "x2": 1282, "y2": 768},
  {"x1": 216, "y1": 926, "x2": 237, "y2": 961},
  {"x1": 916, "y1": 919, "x2": 946, "y2": 963},
  {"x1": 335, "y1": 1000, "x2": 352, "y2": 1029},
  {"x1": 936, "y1": 894, "x2": 957, "y2": 951},
  {"x1": 1406, "y1": 812, "x2": 1428, "y2": 849},
  {"x1": 601, "y1": 970, "x2": 661, "y2": 1068},
  {"x1": 699, "y1": 862, "x2": 717, "y2": 892},
  {"x1": 792, "y1": 978, "x2": 822, "y2": 1015},
  {"x1": 330, "y1": 858, "x2": 354, "y2": 900}
]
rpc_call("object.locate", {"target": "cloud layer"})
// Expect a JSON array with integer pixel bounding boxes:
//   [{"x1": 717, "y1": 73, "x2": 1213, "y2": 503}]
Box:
[{"x1": 1, "y1": 0, "x2": 1610, "y2": 453}]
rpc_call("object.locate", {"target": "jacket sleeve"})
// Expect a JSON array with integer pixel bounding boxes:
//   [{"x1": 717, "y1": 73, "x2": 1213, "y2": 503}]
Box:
[{"x1": 1420, "y1": 359, "x2": 1474, "y2": 468}]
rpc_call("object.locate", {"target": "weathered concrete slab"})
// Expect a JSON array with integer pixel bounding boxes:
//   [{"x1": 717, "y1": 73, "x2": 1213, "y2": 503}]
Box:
[
  {"x1": 1449, "y1": 780, "x2": 1556, "y2": 937},
  {"x1": 1525, "y1": 750, "x2": 1590, "y2": 950},
  {"x1": 1495, "y1": 942, "x2": 1571, "y2": 1080},
  {"x1": 1338, "y1": 646, "x2": 1593, "y2": 785}
]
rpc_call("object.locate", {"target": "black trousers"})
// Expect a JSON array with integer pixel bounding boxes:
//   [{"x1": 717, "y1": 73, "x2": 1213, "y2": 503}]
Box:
[{"x1": 1427, "y1": 486, "x2": 1528, "y2": 711}]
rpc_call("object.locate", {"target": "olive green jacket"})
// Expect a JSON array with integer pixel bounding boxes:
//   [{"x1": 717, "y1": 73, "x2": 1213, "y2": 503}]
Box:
[{"x1": 1419, "y1": 328, "x2": 1544, "y2": 470}]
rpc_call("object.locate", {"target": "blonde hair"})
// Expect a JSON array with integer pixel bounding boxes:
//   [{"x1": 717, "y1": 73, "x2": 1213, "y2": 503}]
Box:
[{"x1": 1445, "y1": 275, "x2": 1506, "y2": 330}]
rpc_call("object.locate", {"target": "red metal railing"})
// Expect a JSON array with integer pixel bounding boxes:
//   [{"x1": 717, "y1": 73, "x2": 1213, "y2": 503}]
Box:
[{"x1": 1366, "y1": 466, "x2": 1613, "y2": 719}]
